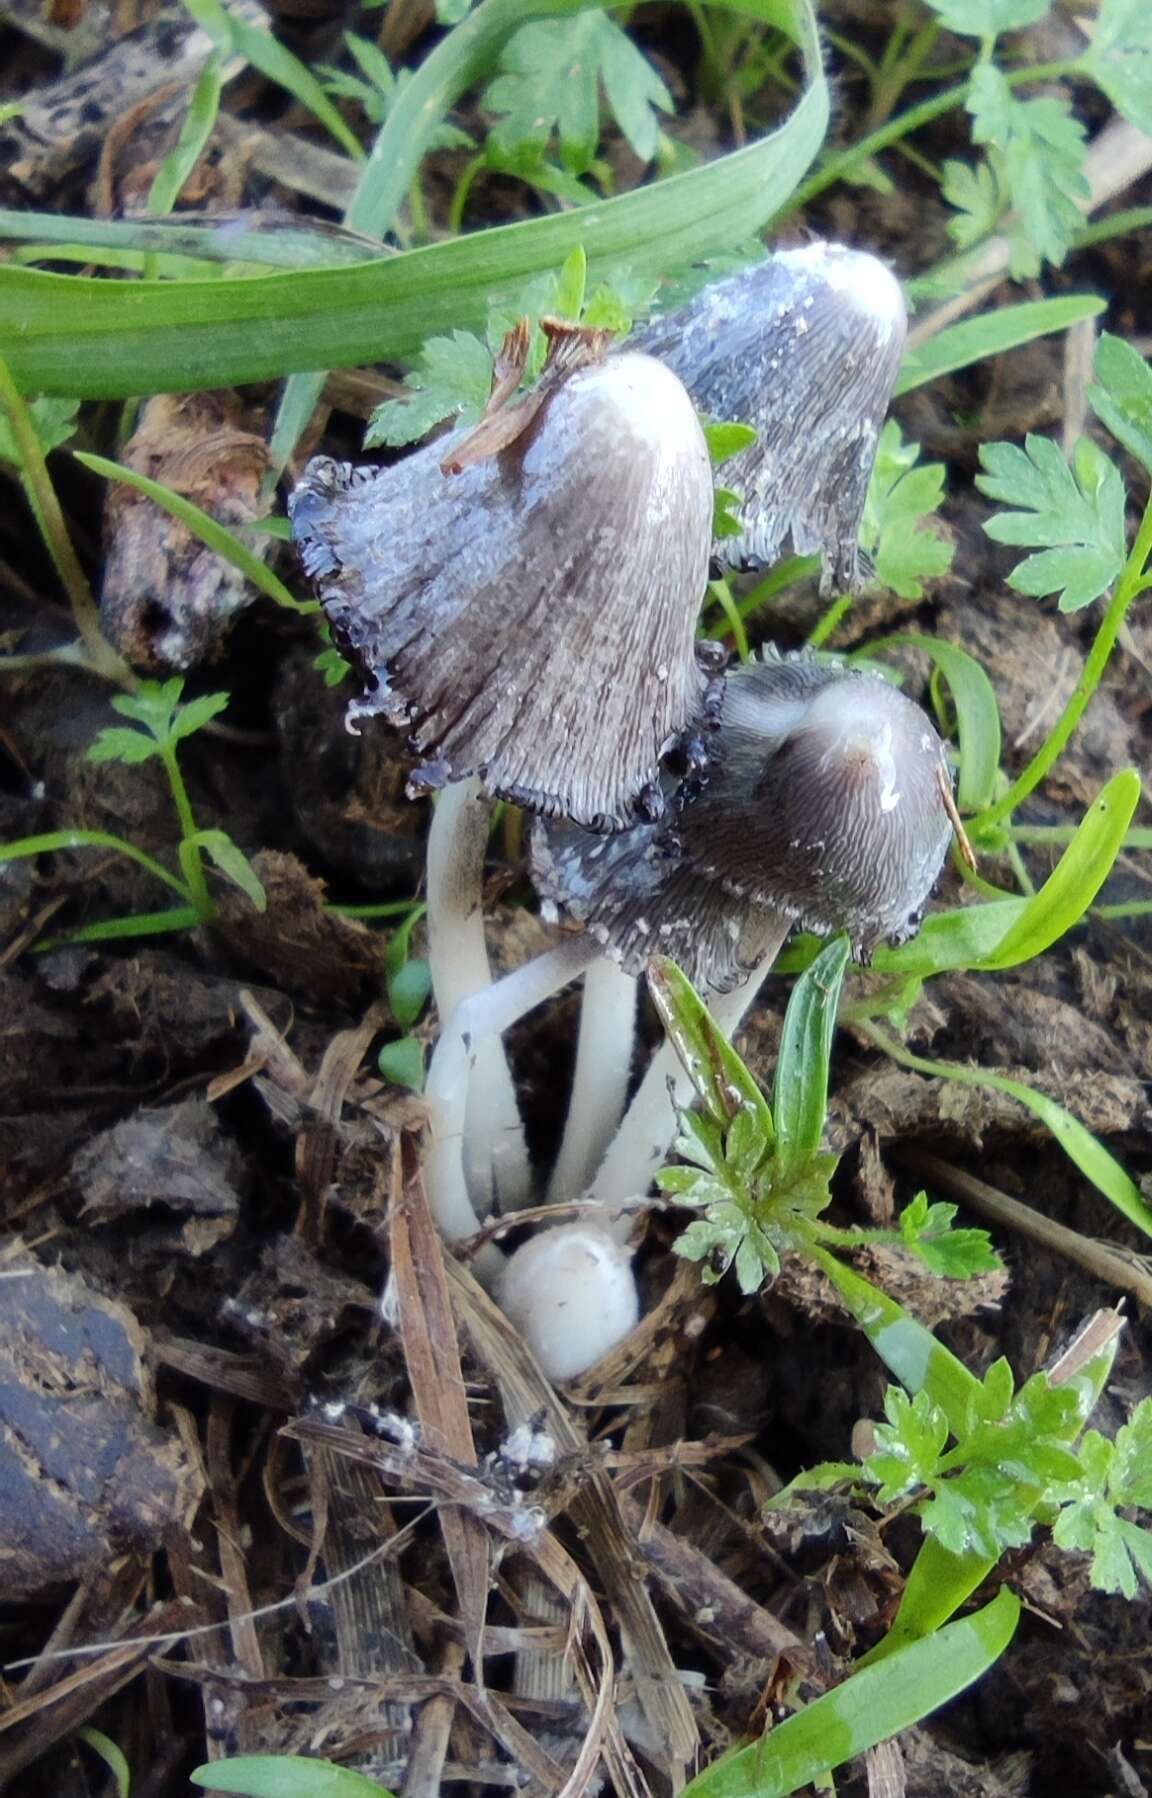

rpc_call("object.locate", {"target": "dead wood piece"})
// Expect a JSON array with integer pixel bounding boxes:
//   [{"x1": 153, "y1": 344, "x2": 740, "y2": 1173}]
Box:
[
  {"x1": 617, "y1": 1495, "x2": 801, "y2": 1664},
  {"x1": 0, "y1": 1, "x2": 262, "y2": 198}
]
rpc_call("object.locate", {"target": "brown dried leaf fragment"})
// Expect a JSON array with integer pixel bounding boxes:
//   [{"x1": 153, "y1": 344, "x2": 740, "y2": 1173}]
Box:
[{"x1": 100, "y1": 391, "x2": 270, "y2": 672}]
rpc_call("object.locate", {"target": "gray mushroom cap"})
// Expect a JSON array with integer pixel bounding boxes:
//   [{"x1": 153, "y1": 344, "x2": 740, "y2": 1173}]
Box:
[
  {"x1": 677, "y1": 654, "x2": 953, "y2": 952},
  {"x1": 289, "y1": 348, "x2": 715, "y2": 831},
  {"x1": 532, "y1": 652, "x2": 953, "y2": 982},
  {"x1": 635, "y1": 241, "x2": 907, "y2": 591}
]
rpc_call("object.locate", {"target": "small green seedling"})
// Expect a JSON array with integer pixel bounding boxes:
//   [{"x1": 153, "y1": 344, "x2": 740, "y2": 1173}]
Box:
[
  {"x1": 0, "y1": 677, "x2": 266, "y2": 943},
  {"x1": 650, "y1": 941, "x2": 999, "y2": 1296}
]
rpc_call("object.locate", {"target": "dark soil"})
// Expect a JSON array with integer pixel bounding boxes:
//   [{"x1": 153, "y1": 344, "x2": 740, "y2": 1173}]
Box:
[{"x1": 2, "y1": 2, "x2": 1152, "y2": 1795}]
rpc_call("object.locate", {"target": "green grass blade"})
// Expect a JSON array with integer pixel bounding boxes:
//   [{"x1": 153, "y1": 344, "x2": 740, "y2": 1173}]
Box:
[
  {"x1": 39, "y1": 906, "x2": 203, "y2": 948},
  {"x1": 867, "y1": 634, "x2": 1001, "y2": 812},
  {"x1": 810, "y1": 1247, "x2": 981, "y2": 1435},
  {"x1": 74, "y1": 452, "x2": 307, "y2": 613},
  {"x1": 896, "y1": 296, "x2": 1107, "y2": 397},
  {"x1": 860, "y1": 1537, "x2": 996, "y2": 1668},
  {"x1": 681, "y1": 1589, "x2": 1019, "y2": 1798},
  {"x1": 0, "y1": 209, "x2": 388, "y2": 270},
  {"x1": 190, "y1": 1757, "x2": 396, "y2": 1796},
  {"x1": 182, "y1": 0, "x2": 364, "y2": 161},
  {"x1": 772, "y1": 936, "x2": 850, "y2": 1180},
  {"x1": 0, "y1": 0, "x2": 827, "y2": 400},
  {"x1": 147, "y1": 53, "x2": 225, "y2": 218},
  {"x1": 0, "y1": 828, "x2": 191, "y2": 900},
  {"x1": 974, "y1": 768, "x2": 1140, "y2": 969},
  {"x1": 648, "y1": 956, "x2": 775, "y2": 1140}
]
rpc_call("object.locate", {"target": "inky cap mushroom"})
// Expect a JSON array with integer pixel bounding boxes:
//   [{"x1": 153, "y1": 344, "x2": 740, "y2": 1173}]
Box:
[
  {"x1": 290, "y1": 333, "x2": 717, "y2": 831},
  {"x1": 534, "y1": 652, "x2": 954, "y2": 975},
  {"x1": 635, "y1": 241, "x2": 907, "y2": 590}
]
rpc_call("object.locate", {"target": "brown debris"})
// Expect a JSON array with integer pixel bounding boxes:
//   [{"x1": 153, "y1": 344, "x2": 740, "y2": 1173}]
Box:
[
  {"x1": 440, "y1": 316, "x2": 615, "y2": 475},
  {"x1": 0, "y1": 1249, "x2": 203, "y2": 1599},
  {"x1": 99, "y1": 391, "x2": 272, "y2": 672}
]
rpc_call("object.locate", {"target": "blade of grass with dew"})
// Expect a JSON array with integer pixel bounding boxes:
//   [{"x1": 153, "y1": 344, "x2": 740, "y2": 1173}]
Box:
[
  {"x1": 74, "y1": 453, "x2": 309, "y2": 613},
  {"x1": 0, "y1": 0, "x2": 828, "y2": 401},
  {"x1": 681, "y1": 1589, "x2": 1019, "y2": 1798},
  {"x1": 772, "y1": 936, "x2": 850, "y2": 1181},
  {"x1": 895, "y1": 295, "x2": 1107, "y2": 396},
  {"x1": 864, "y1": 634, "x2": 1001, "y2": 812}
]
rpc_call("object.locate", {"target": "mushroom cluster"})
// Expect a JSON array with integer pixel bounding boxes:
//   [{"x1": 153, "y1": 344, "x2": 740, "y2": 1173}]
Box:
[{"x1": 290, "y1": 240, "x2": 954, "y2": 1381}]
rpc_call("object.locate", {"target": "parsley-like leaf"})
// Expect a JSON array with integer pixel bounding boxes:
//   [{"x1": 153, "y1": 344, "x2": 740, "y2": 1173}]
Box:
[
  {"x1": 0, "y1": 395, "x2": 80, "y2": 467},
  {"x1": 866, "y1": 1388, "x2": 949, "y2": 1503},
  {"x1": 364, "y1": 330, "x2": 493, "y2": 450},
  {"x1": 898, "y1": 1192, "x2": 1001, "y2": 1278},
  {"x1": 1083, "y1": 0, "x2": 1152, "y2": 134},
  {"x1": 1089, "y1": 332, "x2": 1152, "y2": 476},
  {"x1": 976, "y1": 433, "x2": 1127, "y2": 611},
  {"x1": 941, "y1": 157, "x2": 1004, "y2": 250},
  {"x1": 859, "y1": 421, "x2": 953, "y2": 599},
  {"x1": 1050, "y1": 1401, "x2": 1152, "y2": 1596},
  {"x1": 922, "y1": 0, "x2": 1051, "y2": 38},
  {"x1": 484, "y1": 14, "x2": 672, "y2": 176},
  {"x1": 967, "y1": 65, "x2": 1088, "y2": 276}
]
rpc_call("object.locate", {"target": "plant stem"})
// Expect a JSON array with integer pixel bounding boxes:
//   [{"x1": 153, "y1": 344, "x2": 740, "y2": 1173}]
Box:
[
  {"x1": 972, "y1": 492, "x2": 1152, "y2": 837},
  {"x1": 161, "y1": 744, "x2": 214, "y2": 919},
  {"x1": 0, "y1": 354, "x2": 131, "y2": 687},
  {"x1": 790, "y1": 58, "x2": 1084, "y2": 211},
  {"x1": 0, "y1": 828, "x2": 192, "y2": 900}
]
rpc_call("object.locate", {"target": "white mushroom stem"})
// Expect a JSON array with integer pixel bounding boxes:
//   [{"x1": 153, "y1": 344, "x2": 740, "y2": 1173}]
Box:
[
  {"x1": 546, "y1": 956, "x2": 638, "y2": 1205},
  {"x1": 422, "y1": 933, "x2": 601, "y2": 1276},
  {"x1": 426, "y1": 777, "x2": 533, "y2": 1213},
  {"x1": 497, "y1": 915, "x2": 789, "y2": 1382},
  {"x1": 586, "y1": 914, "x2": 792, "y2": 1240}
]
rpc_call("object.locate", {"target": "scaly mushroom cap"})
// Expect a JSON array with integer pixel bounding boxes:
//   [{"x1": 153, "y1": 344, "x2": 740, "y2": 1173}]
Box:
[
  {"x1": 532, "y1": 809, "x2": 777, "y2": 992},
  {"x1": 635, "y1": 241, "x2": 907, "y2": 591},
  {"x1": 533, "y1": 653, "x2": 954, "y2": 977},
  {"x1": 290, "y1": 348, "x2": 715, "y2": 831}
]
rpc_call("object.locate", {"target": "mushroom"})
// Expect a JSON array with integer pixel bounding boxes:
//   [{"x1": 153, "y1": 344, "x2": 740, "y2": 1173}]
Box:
[
  {"x1": 289, "y1": 245, "x2": 924, "y2": 1383},
  {"x1": 290, "y1": 323, "x2": 717, "y2": 830},
  {"x1": 290, "y1": 322, "x2": 718, "y2": 1220},
  {"x1": 635, "y1": 241, "x2": 907, "y2": 588},
  {"x1": 463, "y1": 653, "x2": 956, "y2": 1377}
]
